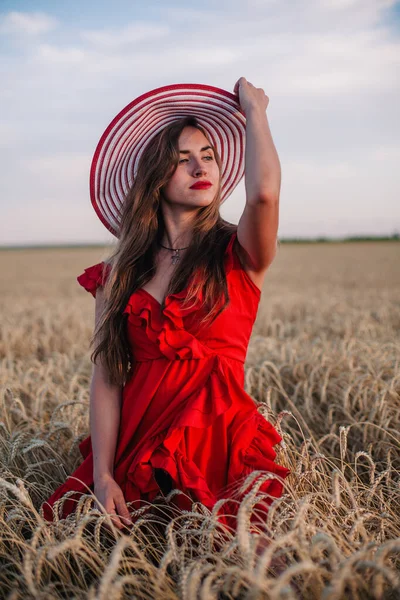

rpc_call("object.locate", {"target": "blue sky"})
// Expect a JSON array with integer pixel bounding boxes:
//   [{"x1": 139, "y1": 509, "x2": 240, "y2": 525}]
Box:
[{"x1": 1, "y1": 0, "x2": 399, "y2": 245}]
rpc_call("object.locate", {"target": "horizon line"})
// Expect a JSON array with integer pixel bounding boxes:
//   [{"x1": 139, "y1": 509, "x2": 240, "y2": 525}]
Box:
[{"x1": 0, "y1": 233, "x2": 399, "y2": 251}]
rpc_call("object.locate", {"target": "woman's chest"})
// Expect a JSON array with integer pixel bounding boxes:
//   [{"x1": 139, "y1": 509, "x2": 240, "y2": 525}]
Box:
[{"x1": 140, "y1": 251, "x2": 183, "y2": 306}]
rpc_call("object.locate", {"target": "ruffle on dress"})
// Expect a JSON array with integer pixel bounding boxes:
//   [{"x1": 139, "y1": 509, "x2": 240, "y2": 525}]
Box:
[
  {"x1": 116, "y1": 353, "x2": 234, "y2": 510},
  {"x1": 122, "y1": 292, "x2": 212, "y2": 361},
  {"x1": 122, "y1": 231, "x2": 242, "y2": 360},
  {"x1": 76, "y1": 261, "x2": 111, "y2": 297}
]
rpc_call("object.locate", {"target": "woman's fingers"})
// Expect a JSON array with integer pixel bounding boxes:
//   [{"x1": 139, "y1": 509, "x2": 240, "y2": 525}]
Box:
[
  {"x1": 233, "y1": 77, "x2": 246, "y2": 95},
  {"x1": 94, "y1": 500, "x2": 125, "y2": 531},
  {"x1": 233, "y1": 77, "x2": 269, "y2": 116},
  {"x1": 109, "y1": 509, "x2": 125, "y2": 530},
  {"x1": 114, "y1": 495, "x2": 133, "y2": 527},
  {"x1": 92, "y1": 481, "x2": 132, "y2": 531}
]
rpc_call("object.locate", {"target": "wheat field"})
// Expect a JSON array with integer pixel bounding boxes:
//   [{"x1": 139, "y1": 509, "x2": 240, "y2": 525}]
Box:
[{"x1": 0, "y1": 241, "x2": 399, "y2": 600}]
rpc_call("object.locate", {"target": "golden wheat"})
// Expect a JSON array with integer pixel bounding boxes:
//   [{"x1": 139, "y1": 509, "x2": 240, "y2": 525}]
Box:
[{"x1": 0, "y1": 241, "x2": 399, "y2": 599}]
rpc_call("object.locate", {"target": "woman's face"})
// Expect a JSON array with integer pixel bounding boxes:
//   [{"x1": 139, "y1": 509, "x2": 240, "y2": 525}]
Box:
[{"x1": 162, "y1": 126, "x2": 220, "y2": 209}]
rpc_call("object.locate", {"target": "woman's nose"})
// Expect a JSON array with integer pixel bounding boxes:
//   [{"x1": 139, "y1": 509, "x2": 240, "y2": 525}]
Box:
[{"x1": 193, "y1": 162, "x2": 207, "y2": 176}]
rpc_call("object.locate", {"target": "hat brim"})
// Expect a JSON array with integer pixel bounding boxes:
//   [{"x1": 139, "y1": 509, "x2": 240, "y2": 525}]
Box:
[{"x1": 90, "y1": 83, "x2": 246, "y2": 237}]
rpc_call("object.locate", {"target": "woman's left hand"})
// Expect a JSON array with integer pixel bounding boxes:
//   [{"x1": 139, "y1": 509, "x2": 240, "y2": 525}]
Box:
[{"x1": 233, "y1": 77, "x2": 269, "y2": 117}]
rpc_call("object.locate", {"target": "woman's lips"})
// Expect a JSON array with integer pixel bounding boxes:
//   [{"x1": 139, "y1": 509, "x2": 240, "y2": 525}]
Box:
[{"x1": 190, "y1": 182, "x2": 212, "y2": 189}]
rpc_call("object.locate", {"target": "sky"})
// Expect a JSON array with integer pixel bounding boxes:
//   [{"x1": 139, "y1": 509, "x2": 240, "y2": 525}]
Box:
[{"x1": 0, "y1": 0, "x2": 399, "y2": 246}]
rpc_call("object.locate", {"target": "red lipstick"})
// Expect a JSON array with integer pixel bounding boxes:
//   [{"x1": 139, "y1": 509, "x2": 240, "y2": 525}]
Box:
[{"x1": 190, "y1": 181, "x2": 212, "y2": 189}]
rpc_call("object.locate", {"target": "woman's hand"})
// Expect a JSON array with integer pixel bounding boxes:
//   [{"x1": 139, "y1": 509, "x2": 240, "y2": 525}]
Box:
[
  {"x1": 94, "y1": 474, "x2": 133, "y2": 531},
  {"x1": 233, "y1": 77, "x2": 269, "y2": 117}
]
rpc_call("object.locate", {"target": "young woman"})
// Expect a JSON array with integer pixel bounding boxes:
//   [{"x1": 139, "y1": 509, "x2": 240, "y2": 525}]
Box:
[{"x1": 41, "y1": 78, "x2": 291, "y2": 536}]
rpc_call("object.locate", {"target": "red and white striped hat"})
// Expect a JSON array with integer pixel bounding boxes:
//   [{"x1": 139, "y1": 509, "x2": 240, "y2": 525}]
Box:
[{"x1": 90, "y1": 83, "x2": 246, "y2": 237}]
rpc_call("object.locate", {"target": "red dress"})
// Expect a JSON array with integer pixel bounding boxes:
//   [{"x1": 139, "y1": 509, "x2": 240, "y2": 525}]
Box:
[{"x1": 41, "y1": 231, "x2": 290, "y2": 532}]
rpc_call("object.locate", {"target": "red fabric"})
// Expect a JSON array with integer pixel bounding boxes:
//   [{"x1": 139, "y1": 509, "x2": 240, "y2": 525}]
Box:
[
  {"x1": 76, "y1": 261, "x2": 111, "y2": 298},
  {"x1": 42, "y1": 231, "x2": 290, "y2": 533}
]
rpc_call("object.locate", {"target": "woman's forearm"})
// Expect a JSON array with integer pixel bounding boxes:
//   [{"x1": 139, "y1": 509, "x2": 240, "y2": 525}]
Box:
[
  {"x1": 245, "y1": 106, "x2": 281, "y2": 205},
  {"x1": 90, "y1": 364, "x2": 122, "y2": 482}
]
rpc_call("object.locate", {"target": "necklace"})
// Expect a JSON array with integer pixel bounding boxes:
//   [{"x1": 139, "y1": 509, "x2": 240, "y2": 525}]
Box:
[{"x1": 158, "y1": 242, "x2": 189, "y2": 264}]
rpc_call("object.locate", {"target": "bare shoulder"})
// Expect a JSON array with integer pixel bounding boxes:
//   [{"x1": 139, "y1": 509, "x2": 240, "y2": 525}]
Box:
[{"x1": 234, "y1": 239, "x2": 268, "y2": 292}]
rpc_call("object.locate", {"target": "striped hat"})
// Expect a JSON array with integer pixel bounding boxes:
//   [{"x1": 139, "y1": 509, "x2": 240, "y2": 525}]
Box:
[{"x1": 90, "y1": 83, "x2": 246, "y2": 237}]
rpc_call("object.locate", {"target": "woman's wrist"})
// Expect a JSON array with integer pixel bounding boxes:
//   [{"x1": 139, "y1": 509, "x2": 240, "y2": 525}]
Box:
[
  {"x1": 245, "y1": 104, "x2": 268, "y2": 121},
  {"x1": 94, "y1": 471, "x2": 114, "y2": 484}
]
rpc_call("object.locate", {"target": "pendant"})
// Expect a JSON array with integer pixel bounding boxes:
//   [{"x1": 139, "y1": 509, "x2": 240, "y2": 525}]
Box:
[{"x1": 172, "y1": 250, "x2": 180, "y2": 264}]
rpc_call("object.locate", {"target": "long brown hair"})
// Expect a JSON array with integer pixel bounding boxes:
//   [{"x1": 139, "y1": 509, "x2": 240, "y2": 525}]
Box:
[{"x1": 91, "y1": 115, "x2": 237, "y2": 386}]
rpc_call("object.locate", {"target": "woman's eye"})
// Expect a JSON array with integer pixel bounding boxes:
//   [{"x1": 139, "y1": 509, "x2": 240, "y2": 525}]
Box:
[{"x1": 179, "y1": 156, "x2": 213, "y2": 164}]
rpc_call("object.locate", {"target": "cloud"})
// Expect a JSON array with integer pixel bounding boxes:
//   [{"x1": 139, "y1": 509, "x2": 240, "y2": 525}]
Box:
[
  {"x1": 1, "y1": 0, "x2": 399, "y2": 243},
  {"x1": 317, "y1": 0, "x2": 395, "y2": 23},
  {"x1": 22, "y1": 152, "x2": 90, "y2": 183},
  {"x1": 35, "y1": 44, "x2": 86, "y2": 65},
  {"x1": 0, "y1": 11, "x2": 58, "y2": 36},
  {"x1": 213, "y1": 0, "x2": 397, "y2": 30},
  {"x1": 242, "y1": 29, "x2": 400, "y2": 96},
  {"x1": 32, "y1": 41, "x2": 241, "y2": 74},
  {"x1": 280, "y1": 148, "x2": 399, "y2": 235},
  {"x1": 80, "y1": 22, "x2": 170, "y2": 48}
]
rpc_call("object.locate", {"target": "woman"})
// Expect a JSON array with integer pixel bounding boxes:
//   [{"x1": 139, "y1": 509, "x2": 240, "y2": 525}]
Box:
[{"x1": 41, "y1": 78, "x2": 291, "y2": 536}]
